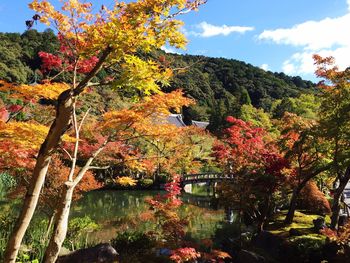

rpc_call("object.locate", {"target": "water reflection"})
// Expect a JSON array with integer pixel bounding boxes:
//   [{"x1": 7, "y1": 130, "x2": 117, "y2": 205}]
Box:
[{"x1": 70, "y1": 190, "x2": 224, "y2": 242}]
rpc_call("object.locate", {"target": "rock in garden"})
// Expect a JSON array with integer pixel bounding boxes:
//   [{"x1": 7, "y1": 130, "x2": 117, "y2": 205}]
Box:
[
  {"x1": 57, "y1": 243, "x2": 119, "y2": 263},
  {"x1": 313, "y1": 217, "x2": 326, "y2": 232},
  {"x1": 289, "y1": 228, "x2": 303, "y2": 236}
]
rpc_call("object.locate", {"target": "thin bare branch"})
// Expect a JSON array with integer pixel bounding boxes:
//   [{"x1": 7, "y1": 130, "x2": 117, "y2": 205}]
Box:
[
  {"x1": 59, "y1": 146, "x2": 73, "y2": 161},
  {"x1": 78, "y1": 107, "x2": 91, "y2": 132}
]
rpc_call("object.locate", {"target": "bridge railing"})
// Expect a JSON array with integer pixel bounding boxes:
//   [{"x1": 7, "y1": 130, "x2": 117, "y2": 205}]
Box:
[{"x1": 182, "y1": 173, "x2": 234, "y2": 183}]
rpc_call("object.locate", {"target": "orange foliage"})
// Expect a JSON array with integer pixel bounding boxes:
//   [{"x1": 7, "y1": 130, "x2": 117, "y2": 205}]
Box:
[
  {"x1": 170, "y1": 247, "x2": 200, "y2": 263},
  {"x1": 0, "y1": 80, "x2": 70, "y2": 101},
  {"x1": 299, "y1": 181, "x2": 331, "y2": 214},
  {"x1": 8, "y1": 155, "x2": 101, "y2": 212},
  {"x1": 101, "y1": 90, "x2": 194, "y2": 135}
]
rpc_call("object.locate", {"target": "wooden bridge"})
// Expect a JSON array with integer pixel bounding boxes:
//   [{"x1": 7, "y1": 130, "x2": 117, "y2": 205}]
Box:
[{"x1": 181, "y1": 173, "x2": 234, "y2": 186}]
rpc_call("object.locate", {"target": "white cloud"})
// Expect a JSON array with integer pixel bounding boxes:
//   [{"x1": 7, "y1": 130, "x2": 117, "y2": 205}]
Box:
[
  {"x1": 282, "y1": 47, "x2": 350, "y2": 75},
  {"x1": 193, "y1": 22, "x2": 254, "y2": 38},
  {"x1": 161, "y1": 46, "x2": 180, "y2": 54},
  {"x1": 260, "y1": 64, "x2": 269, "y2": 71},
  {"x1": 259, "y1": 15, "x2": 350, "y2": 50},
  {"x1": 258, "y1": 1, "x2": 350, "y2": 75}
]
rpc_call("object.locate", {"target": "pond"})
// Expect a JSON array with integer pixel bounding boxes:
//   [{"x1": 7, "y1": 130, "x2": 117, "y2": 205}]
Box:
[{"x1": 69, "y1": 190, "x2": 225, "y2": 243}]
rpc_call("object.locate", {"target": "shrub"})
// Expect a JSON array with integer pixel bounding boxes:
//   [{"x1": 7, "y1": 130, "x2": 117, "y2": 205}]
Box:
[
  {"x1": 139, "y1": 178, "x2": 154, "y2": 188},
  {"x1": 299, "y1": 181, "x2": 331, "y2": 215},
  {"x1": 281, "y1": 235, "x2": 326, "y2": 263},
  {"x1": 64, "y1": 216, "x2": 99, "y2": 250},
  {"x1": 111, "y1": 231, "x2": 156, "y2": 261}
]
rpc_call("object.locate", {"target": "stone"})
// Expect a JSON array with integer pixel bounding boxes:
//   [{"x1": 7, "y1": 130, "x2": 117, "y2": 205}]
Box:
[
  {"x1": 289, "y1": 228, "x2": 303, "y2": 236},
  {"x1": 57, "y1": 243, "x2": 119, "y2": 263},
  {"x1": 313, "y1": 217, "x2": 326, "y2": 232},
  {"x1": 58, "y1": 247, "x2": 71, "y2": 256}
]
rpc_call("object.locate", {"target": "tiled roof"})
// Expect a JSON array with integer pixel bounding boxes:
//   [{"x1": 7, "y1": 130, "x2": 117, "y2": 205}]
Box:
[
  {"x1": 166, "y1": 114, "x2": 209, "y2": 129},
  {"x1": 192, "y1": 120, "x2": 209, "y2": 129},
  {"x1": 166, "y1": 114, "x2": 187, "y2": 127}
]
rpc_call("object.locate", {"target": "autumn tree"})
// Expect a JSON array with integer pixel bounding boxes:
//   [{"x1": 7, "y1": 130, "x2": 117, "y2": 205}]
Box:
[
  {"x1": 213, "y1": 116, "x2": 288, "y2": 232},
  {"x1": 314, "y1": 55, "x2": 350, "y2": 229},
  {"x1": 3, "y1": 0, "x2": 206, "y2": 262},
  {"x1": 43, "y1": 89, "x2": 195, "y2": 261},
  {"x1": 278, "y1": 113, "x2": 331, "y2": 224}
]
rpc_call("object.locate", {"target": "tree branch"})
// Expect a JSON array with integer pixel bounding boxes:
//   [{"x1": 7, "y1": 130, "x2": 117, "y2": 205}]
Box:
[{"x1": 73, "y1": 46, "x2": 113, "y2": 96}]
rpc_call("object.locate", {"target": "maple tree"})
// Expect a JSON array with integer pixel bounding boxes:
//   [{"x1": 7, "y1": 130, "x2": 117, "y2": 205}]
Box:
[
  {"x1": 213, "y1": 116, "x2": 288, "y2": 232},
  {"x1": 2, "y1": 0, "x2": 206, "y2": 262},
  {"x1": 42, "y1": 90, "x2": 197, "y2": 261},
  {"x1": 278, "y1": 112, "x2": 331, "y2": 224}
]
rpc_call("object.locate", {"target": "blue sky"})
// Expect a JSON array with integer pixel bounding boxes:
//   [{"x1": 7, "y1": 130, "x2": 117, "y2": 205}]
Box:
[{"x1": 1, "y1": 0, "x2": 350, "y2": 81}]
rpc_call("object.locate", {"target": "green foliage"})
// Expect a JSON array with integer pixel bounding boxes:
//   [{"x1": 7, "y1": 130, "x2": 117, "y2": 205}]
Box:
[
  {"x1": 161, "y1": 52, "x2": 315, "y2": 131},
  {"x1": 0, "y1": 41, "x2": 32, "y2": 83},
  {"x1": 0, "y1": 172, "x2": 16, "y2": 199},
  {"x1": 239, "y1": 104, "x2": 273, "y2": 132},
  {"x1": 112, "y1": 231, "x2": 156, "y2": 252},
  {"x1": 0, "y1": 30, "x2": 59, "y2": 83},
  {"x1": 283, "y1": 235, "x2": 326, "y2": 262},
  {"x1": 139, "y1": 178, "x2": 154, "y2": 189},
  {"x1": 64, "y1": 216, "x2": 99, "y2": 250},
  {"x1": 111, "y1": 231, "x2": 157, "y2": 263},
  {"x1": 271, "y1": 93, "x2": 320, "y2": 119}
]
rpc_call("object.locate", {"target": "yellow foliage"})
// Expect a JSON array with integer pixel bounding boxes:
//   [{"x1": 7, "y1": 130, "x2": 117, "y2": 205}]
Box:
[
  {"x1": 114, "y1": 55, "x2": 173, "y2": 95},
  {"x1": 28, "y1": 0, "x2": 205, "y2": 95},
  {"x1": 0, "y1": 80, "x2": 70, "y2": 101},
  {"x1": 114, "y1": 176, "x2": 137, "y2": 187},
  {"x1": 28, "y1": 0, "x2": 195, "y2": 56},
  {"x1": 0, "y1": 120, "x2": 74, "y2": 151}
]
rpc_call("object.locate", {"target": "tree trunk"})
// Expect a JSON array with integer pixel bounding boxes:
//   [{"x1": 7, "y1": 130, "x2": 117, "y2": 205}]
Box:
[
  {"x1": 45, "y1": 212, "x2": 56, "y2": 243},
  {"x1": 4, "y1": 90, "x2": 74, "y2": 263},
  {"x1": 4, "y1": 47, "x2": 111, "y2": 263},
  {"x1": 285, "y1": 187, "x2": 302, "y2": 224},
  {"x1": 330, "y1": 167, "x2": 350, "y2": 229},
  {"x1": 43, "y1": 141, "x2": 107, "y2": 263},
  {"x1": 257, "y1": 195, "x2": 271, "y2": 233},
  {"x1": 44, "y1": 185, "x2": 74, "y2": 263},
  {"x1": 284, "y1": 164, "x2": 332, "y2": 225}
]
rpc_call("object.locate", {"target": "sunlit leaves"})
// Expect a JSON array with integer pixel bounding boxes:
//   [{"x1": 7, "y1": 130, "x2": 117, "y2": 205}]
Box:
[
  {"x1": 28, "y1": 0, "x2": 204, "y2": 68},
  {"x1": 0, "y1": 80, "x2": 70, "y2": 101},
  {"x1": 113, "y1": 55, "x2": 173, "y2": 95},
  {"x1": 101, "y1": 90, "x2": 193, "y2": 136},
  {"x1": 114, "y1": 176, "x2": 137, "y2": 187},
  {"x1": 0, "y1": 121, "x2": 51, "y2": 150}
]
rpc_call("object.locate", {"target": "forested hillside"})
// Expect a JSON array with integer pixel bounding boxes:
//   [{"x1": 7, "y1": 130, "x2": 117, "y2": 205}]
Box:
[{"x1": 0, "y1": 30, "x2": 316, "y2": 129}]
